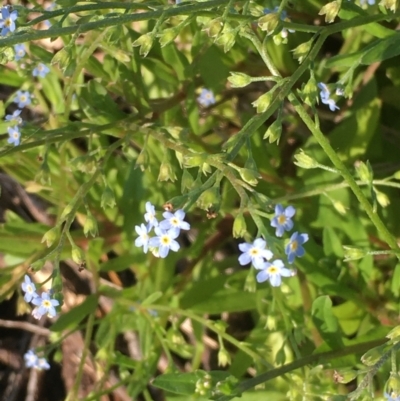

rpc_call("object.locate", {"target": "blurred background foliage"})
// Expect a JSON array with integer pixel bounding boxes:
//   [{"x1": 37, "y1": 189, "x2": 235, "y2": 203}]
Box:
[{"x1": 1, "y1": 0, "x2": 400, "y2": 400}]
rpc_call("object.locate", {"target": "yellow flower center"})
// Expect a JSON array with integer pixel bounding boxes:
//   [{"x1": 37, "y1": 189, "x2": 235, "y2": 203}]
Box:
[
  {"x1": 12, "y1": 132, "x2": 19, "y2": 139},
  {"x1": 20, "y1": 95, "x2": 26, "y2": 102},
  {"x1": 42, "y1": 300, "x2": 51, "y2": 308},
  {"x1": 5, "y1": 19, "x2": 11, "y2": 27},
  {"x1": 171, "y1": 218, "x2": 179, "y2": 226},
  {"x1": 267, "y1": 265, "x2": 278, "y2": 274},
  {"x1": 161, "y1": 235, "x2": 171, "y2": 245},
  {"x1": 250, "y1": 248, "x2": 259, "y2": 256},
  {"x1": 278, "y1": 215, "x2": 286, "y2": 224},
  {"x1": 290, "y1": 241, "x2": 298, "y2": 251}
]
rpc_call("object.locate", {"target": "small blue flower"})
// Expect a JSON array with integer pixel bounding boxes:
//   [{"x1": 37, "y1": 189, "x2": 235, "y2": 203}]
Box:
[
  {"x1": 256, "y1": 259, "x2": 294, "y2": 286},
  {"x1": 14, "y1": 91, "x2": 31, "y2": 108},
  {"x1": 0, "y1": 6, "x2": 18, "y2": 36},
  {"x1": 149, "y1": 227, "x2": 180, "y2": 258},
  {"x1": 5, "y1": 109, "x2": 23, "y2": 126},
  {"x1": 197, "y1": 89, "x2": 216, "y2": 107},
  {"x1": 318, "y1": 82, "x2": 339, "y2": 111},
  {"x1": 24, "y1": 350, "x2": 50, "y2": 370},
  {"x1": 360, "y1": 0, "x2": 376, "y2": 5},
  {"x1": 14, "y1": 44, "x2": 26, "y2": 61},
  {"x1": 7, "y1": 126, "x2": 21, "y2": 146},
  {"x1": 285, "y1": 232, "x2": 309, "y2": 264},
  {"x1": 31, "y1": 291, "x2": 59, "y2": 319},
  {"x1": 33, "y1": 63, "x2": 50, "y2": 78},
  {"x1": 159, "y1": 209, "x2": 190, "y2": 236},
  {"x1": 24, "y1": 350, "x2": 39, "y2": 368},
  {"x1": 135, "y1": 223, "x2": 150, "y2": 253},
  {"x1": 270, "y1": 204, "x2": 296, "y2": 237},
  {"x1": 21, "y1": 275, "x2": 39, "y2": 303},
  {"x1": 385, "y1": 392, "x2": 400, "y2": 401},
  {"x1": 144, "y1": 201, "x2": 158, "y2": 230},
  {"x1": 238, "y1": 238, "x2": 273, "y2": 268}
]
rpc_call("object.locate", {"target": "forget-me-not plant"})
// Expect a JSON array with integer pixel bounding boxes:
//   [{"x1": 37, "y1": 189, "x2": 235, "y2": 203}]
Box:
[
  {"x1": 197, "y1": 89, "x2": 216, "y2": 107},
  {"x1": 7, "y1": 126, "x2": 21, "y2": 146},
  {"x1": 285, "y1": 232, "x2": 309, "y2": 264},
  {"x1": 144, "y1": 201, "x2": 159, "y2": 230},
  {"x1": 24, "y1": 350, "x2": 50, "y2": 370},
  {"x1": 271, "y1": 204, "x2": 296, "y2": 237},
  {"x1": 21, "y1": 275, "x2": 38, "y2": 303},
  {"x1": 14, "y1": 44, "x2": 26, "y2": 61},
  {"x1": 256, "y1": 259, "x2": 293, "y2": 286},
  {"x1": 14, "y1": 91, "x2": 32, "y2": 108},
  {"x1": 0, "y1": 6, "x2": 18, "y2": 36},
  {"x1": 31, "y1": 291, "x2": 60, "y2": 319},
  {"x1": 149, "y1": 227, "x2": 180, "y2": 258},
  {"x1": 159, "y1": 209, "x2": 190, "y2": 236},
  {"x1": 238, "y1": 238, "x2": 273, "y2": 269},
  {"x1": 135, "y1": 223, "x2": 151, "y2": 253},
  {"x1": 33, "y1": 63, "x2": 50, "y2": 78},
  {"x1": 318, "y1": 82, "x2": 340, "y2": 111}
]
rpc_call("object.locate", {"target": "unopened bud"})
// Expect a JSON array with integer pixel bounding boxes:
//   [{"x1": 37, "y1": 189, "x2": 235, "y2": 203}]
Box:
[
  {"x1": 133, "y1": 33, "x2": 154, "y2": 57},
  {"x1": 181, "y1": 169, "x2": 194, "y2": 192},
  {"x1": 215, "y1": 27, "x2": 236, "y2": 53},
  {"x1": 375, "y1": 189, "x2": 390, "y2": 208},
  {"x1": 183, "y1": 153, "x2": 207, "y2": 168},
  {"x1": 135, "y1": 148, "x2": 149, "y2": 171},
  {"x1": 41, "y1": 226, "x2": 58, "y2": 247},
  {"x1": 343, "y1": 246, "x2": 366, "y2": 262},
  {"x1": 294, "y1": 150, "x2": 319, "y2": 169},
  {"x1": 83, "y1": 211, "x2": 98, "y2": 237},
  {"x1": 60, "y1": 203, "x2": 73, "y2": 220},
  {"x1": 387, "y1": 325, "x2": 400, "y2": 343},
  {"x1": 101, "y1": 185, "x2": 116, "y2": 209},
  {"x1": 228, "y1": 72, "x2": 252, "y2": 88},
  {"x1": 207, "y1": 18, "x2": 223, "y2": 37},
  {"x1": 292, "y1": 39, "x2": 313, "y2": 64},
  {"x1": 238, "y1": 167, "x2": 259, "y2": 186},
  {"x1": 197, "y1": 187, "x2": 221, "y2": 210},
  {"x1": 157, "y1": 28, "x2": 179, "y2": 48},
  {"x1": 355, "y1": 160, "x2": 373, "y2": 183},
  {"x1": 158, "y1": 162, "x2": 177, "y2": 182},
  {"x1": 258, "y1": 13, "x2": 280, "y2": 34},
  {"x1": 218, "y1": 347, "x2": 231, "y2": 367},
  {"x1": 233, "y1": 213, "x2": 247, "y2": 238},
  {"x1": 252, "y1": 91, "x2": 273, "y2": 113},
  {"x1": 263, "y1": 120, "x2": 282, "y2": 144},
  {"x1": 71, "y1": 245, "x2": 85, "y2": 266},
  {"x1": 333, "y1": 368, "x2": 358, "y2": 384},
  {"x1": 379, "y1": 0, "x2": 397, "y2": 11},
  {"x1": 319, "y1": 1, "x2": 341, "y2": 23},
  {"x1": 301, "y1": 75, "x2": 318, "y2": 107},
  {"x1": 244, "y1": 267, "x2": 256, "y2": 292},
  {"x1": 361, "y1": 343, "x2": 387, "y2": 366},
  {"x1": 333, "y1": 200, "x2": 347, "y2": 215}
]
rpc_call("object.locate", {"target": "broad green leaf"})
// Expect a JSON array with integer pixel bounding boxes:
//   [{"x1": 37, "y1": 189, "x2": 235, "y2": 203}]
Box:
[
  {"x1": 50, "y1": 294, "x2": 98, "y2": 332},
  {"x1": 312, "y1": 296, "x2": 344, "y2": 349},
  {"x1": 361, "y1": 34, "x2": 400, "y2": 65}
]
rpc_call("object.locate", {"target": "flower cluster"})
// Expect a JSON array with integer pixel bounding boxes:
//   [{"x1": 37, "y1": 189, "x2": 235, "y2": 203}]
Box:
[
  {"x1": 238, "y1": 204, "x2": 309, "y2": 287},
  {"x1": 24, "y1": 350, "x2": 50, "y2": 370},
  {"x1": 21, "y1": 275, "x2": 60, "y2": 319},
  {"x1": 197, "y1": 89, "x2": 216, "y2": 107},
  {"x1": 135, "y1": 202, "x2": 190, "y2": 258},
  {"x1": 318, "y1": 82, "x2": 343, "y2": 111}
]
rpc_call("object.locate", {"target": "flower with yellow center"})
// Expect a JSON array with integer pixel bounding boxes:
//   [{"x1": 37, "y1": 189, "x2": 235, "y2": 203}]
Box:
[{"x1": 256, "y1": 259, "x2": 293, "y2": 286}]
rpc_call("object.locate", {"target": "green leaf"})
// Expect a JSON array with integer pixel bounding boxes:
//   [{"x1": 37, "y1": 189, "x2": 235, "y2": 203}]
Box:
[
  {"x1": 311, "y1": 296, "x2": 344, "y2": 349},
  {"x1": 391, "y1": 264, "x2": 400, "y2": 297},
  {"x1": 50, "y1": 294, "x2": 98, "y2": 332},
  {"x1": 141, "y1": 291, "x2": 163, "y2": 306},
  {"x1": 99, "y1": 254, "x2": 138, "y2": 272},
  {"x1": 361, "y1": 34, "x2": 400, "y2": 65}
]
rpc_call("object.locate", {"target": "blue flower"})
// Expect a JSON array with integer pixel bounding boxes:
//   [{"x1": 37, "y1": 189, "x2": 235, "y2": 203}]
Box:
[
  {"x1": 5, "y1": 109, "x2": 23, "y2": 126},
  {"x1": 33, "y1": 63, "x2": 50, "y2": 78},
  {"x1": 144, "y1": 201, "x2": 158, "y2": 230},
  {"x1": 14, "y1": 44, "x2": 26, "y2": 61},
  {"x1": 135, "y1": 223, "x2": 150, "y2": 253},
  {"x1": 0, "y1": 6, "x2": 18, "y2": 36},
  {"x1": 270, "y1": 204, "x2": 296, "y2": 237},
  {"x1": 256, "y1": 259, "x2": 294, "y2": 286},
  {"x1": 197, "y1": 89, "x2": 216, "y2": 107},
  {"x1": 385, "y1": 392, "x2": 400, "y2": 401},
  {"x1": 14, "y1": 91, "x2": 31, "y2": 108},
  {"x1": 21, "y1": 275, "x2": 39, "y2": 303},
  {"x1": 360, "y1": 0, "x2": 376, "y2": 5},
  {"x1": 159, "y1": 209, "x2": 190, "y2": 236},
  {"x1": 31, "y1": 291, "x2": 59, "y2": 319},
  {"x1": 238, "y1": 238, "x2": 273, "y2": 268},
  {"x1": 7, "y1": 126, "x2": 21, "y2": 146},
  {"x1": 318, "y1": 82, "x2": 339, "y2": 111},
  {"x1": 149, "y1": 227, "x2": 180, "y2": 258},
  {"x1": 24, "y1": 350, "x2": 50, "y2": 370},
  {"x1": 285, "y1": 232, "x2": 309, "y2": 264}
]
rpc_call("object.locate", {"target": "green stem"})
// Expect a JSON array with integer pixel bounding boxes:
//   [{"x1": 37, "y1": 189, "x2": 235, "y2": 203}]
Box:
[{"x1": 289, "y1": 94, "x2": 400, "y2": 258}]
